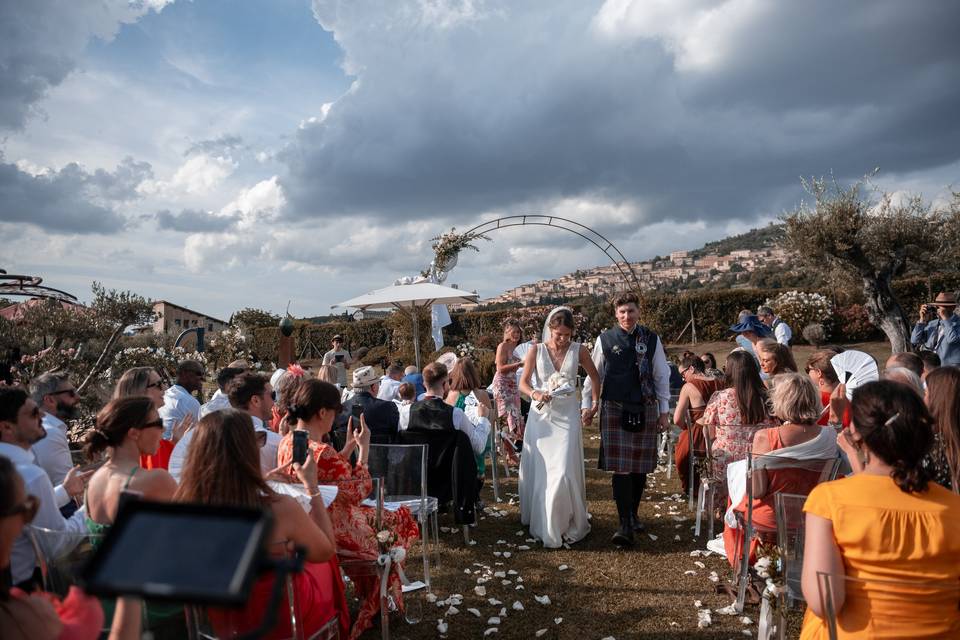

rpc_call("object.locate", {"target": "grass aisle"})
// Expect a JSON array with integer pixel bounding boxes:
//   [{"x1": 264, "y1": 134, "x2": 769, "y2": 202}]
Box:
[{"x1": 362, "y1": 419, "x2": 786, "y2": 640}]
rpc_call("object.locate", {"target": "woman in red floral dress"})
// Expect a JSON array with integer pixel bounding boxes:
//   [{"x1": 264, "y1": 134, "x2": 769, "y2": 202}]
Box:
[{"x1": 277, "y1": 380, "x2": 419, "y2": 640}]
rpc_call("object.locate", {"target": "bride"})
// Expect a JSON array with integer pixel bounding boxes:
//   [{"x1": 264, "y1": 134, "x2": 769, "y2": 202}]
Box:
[{"x1": 519, "y1": 307, "x2": 600, "y2": 548}]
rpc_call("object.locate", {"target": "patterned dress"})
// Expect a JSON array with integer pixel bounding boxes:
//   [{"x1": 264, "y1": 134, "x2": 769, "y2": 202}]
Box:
[
  {"x1": 701, "y1": 388, "x2": 776, "y2": 507},
  {"x1": 492, "y1": 351, "x2": 524, "y2": 464},
  {"x1": 277, "y1": 434, "x2": 419, "y2": 640}
]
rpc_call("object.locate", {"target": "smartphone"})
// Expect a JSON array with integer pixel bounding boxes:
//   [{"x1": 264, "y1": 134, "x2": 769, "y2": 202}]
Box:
[
  {"x1": 292, "y1": 430, "x2": 309, "y2": 465},
  {"x1": 351, "y1": 404, "x2": 363, "y2": 430},
  {"x1": 334, "y1": 354, "x2": 345, "y2": 363}
]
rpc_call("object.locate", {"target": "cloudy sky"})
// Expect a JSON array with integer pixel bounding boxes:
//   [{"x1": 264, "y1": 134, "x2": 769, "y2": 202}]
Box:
[{"x1": 2, "y1": 0, "x2": 959, "y2": 320}]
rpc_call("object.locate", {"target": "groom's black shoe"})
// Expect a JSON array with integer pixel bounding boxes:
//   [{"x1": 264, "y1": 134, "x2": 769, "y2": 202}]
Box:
[
  {"x1": 612, "y1": 517, "x2": 634, "y2": 546},
  {"x1": 631, "y1": 514, "x2": 646, "y2": 533}
]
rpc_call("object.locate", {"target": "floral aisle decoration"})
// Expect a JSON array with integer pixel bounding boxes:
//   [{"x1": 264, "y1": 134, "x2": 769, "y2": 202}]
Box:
[
  {"x1": 763, "y1": 291, "x2": 833, "y2": 341},
  {"x1": 753, "y1": 541, "x2": 787, "y2": 640}
]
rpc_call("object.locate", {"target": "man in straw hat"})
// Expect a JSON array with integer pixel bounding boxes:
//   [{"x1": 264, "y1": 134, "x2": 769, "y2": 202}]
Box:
[
  {"x1": 912, "y1": 292, "x2": 960, "y2": 366},
  {"x1": 340, "y1": 365, "x2": 399, "y2": 442}
]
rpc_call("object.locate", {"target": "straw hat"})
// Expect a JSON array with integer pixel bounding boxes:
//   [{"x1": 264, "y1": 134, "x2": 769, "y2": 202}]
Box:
[{"x1": 930, "y1": 292, "x2": 958, "y2": 307}]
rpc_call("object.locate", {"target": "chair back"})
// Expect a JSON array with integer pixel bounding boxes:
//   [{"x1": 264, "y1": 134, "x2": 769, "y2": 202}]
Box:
[
  {"x1": 26, "y1": 524, "x2": 103, "y2": 598},
  {"x1": 816, "y1": 571, "x2": 960, "y2": 640},
  {"x1": 774, "y1": 493, "x2": 808, "y2": 602},
  {"x1": 367, "y1": 444, "x2": 428, "y2": 506}
]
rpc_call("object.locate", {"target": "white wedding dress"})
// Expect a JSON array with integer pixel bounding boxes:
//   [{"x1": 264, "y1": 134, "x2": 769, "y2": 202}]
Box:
[{"x1": 519, "y1": 341, "x2": 591, "y2": 548}]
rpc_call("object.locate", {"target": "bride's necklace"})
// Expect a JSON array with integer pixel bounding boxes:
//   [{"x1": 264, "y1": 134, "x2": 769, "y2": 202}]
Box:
[{"x1": 546, "y1": 342, "x2": 568, "y2": 370}]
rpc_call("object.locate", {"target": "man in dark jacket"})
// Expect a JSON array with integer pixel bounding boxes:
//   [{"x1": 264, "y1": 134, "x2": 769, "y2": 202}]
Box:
[{"x1": 341, "y1": 366, "x2": 399, "y2": 443}]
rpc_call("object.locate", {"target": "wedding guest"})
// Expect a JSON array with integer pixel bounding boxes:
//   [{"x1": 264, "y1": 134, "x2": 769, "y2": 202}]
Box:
[
  {"x1": 446, "y1": 357, "x2": 495, "y2": 508},
  {"x1": 199, "y1": 366, "x2": 245, "y2": 418},
  {"x1": 728, "y1": 314, "x2": 771, "y2": 365},
  {"x1": 911, "y1": 292, "x2": 960, "y2": 366},
  {"x1": 29, "y1": 373, "x2": 80, "y2": 489},
  {"x1": 800, "y1": 380, "x2": 960, "y2": 639},
  {"x1": 227, "y1": 373, "x2": 282, "y2": 475},
  {"x1": 757, "y1": 305, "x2": 793, "y2": 346},
  {"x1": 0, "y1": 456, "x2": 143, "y2": 640},
  {"x1": 673, "y1": 353, "x2": 726, "y2": 495},
  {"x1": 272, "y1": 366, "x2": 306, "y2": 434},
  {"x1": 402, "y1": 366, "x2": 426, "y2": 399},
  {"x1": 0, "y1": 388, "x2": 87, "y2": 588},
  {"x1": 884, "y1": 352, "x2": 924, "y2": 379},
  {"x1": 881, "y1": 367, "x2": 923, "y2": 396},
  {"x1": 316, "y1": 365, "x2": 339, "y2": 386},
  {"x1": 321, "y1": 335, "x2": 353, "y2": 386},
  {"x1": 723, "y1": 373, "x2": 837, "y2": 569},
  {"x1": 175, "y1": 409, "x2": 348, "y2": 639},
  {"x1": 701, "y1": 350, "x2": 776, "y2": 511},
  {"x1": 918, "y1": 351, "x2": 941, "y2": 382},
  {"x1": 409, "y1": 363, "x2": 491, "y2": 455},
  {"x1": 376, "y1": 363, "x2": 405, "y2": 402},
  {"x1": 804, "y1": 349, "x2": 849, "y2": 427},
  {"x1": 756, "y1": 338, "x2": 798, "y2": 386},
  {"x1": 924, "y1": 366, "x2": 960, "y2": 492},
  {"x1": 277, "y1": 380, "x2": 419, "y2": 640},
  {"x1": 158, "y1": 360, "x2": 204, "y2": 441},
  {"x1": 396, "y1": 383, "x2": 416, "y2": 430},
  {"x1": 114, "y1": 366, "x2": 190, "y2": 471},
  {"x1": 340, "y1": 366, "x2": 399, "y2": 444},
  {"x1": 493, "y1": 319, "x2": 525, "y2": 460},
  {"x1": 700, "y1": 352, "x2": 724, "y2": 378}
]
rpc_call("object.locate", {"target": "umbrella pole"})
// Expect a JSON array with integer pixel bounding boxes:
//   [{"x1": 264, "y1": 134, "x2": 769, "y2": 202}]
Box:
[{"x1": 412, "y1": 306, "x2": 421, "y2": 370}]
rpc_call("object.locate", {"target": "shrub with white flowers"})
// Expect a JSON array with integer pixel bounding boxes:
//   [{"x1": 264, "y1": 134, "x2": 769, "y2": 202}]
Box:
[
  {"x1": 106, "y1": 346, "x2": 207, "y2": 381},
  {"x1": 764, "y1": 291, "x2": 832, "y2": 339}
]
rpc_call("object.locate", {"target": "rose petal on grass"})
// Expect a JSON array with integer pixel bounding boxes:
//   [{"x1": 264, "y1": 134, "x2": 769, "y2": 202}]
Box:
[
  {"x1": 536, "y1": 629, "x2": 548, "y2": 637},
  {"x1": 535, "y1": 595, "x2": 551, "y2": 605},
  {"x1": 512, "y1": 601, "x2": 524, "y2": 611},
  {"x1": 487, "y1": 617, "x2": 501, "y2": 625},
  {"x1": 467, "y1": 608, "x2": 481, "y2": 617}
]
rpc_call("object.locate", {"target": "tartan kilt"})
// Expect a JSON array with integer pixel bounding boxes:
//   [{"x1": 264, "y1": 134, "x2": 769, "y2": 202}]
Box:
[{"x1": 598, "y1": 399, "x2": 659, "y2": 474}]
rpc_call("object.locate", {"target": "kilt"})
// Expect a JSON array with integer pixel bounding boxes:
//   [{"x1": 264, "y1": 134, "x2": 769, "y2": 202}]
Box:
[{"x1": 598, "y1": 399, "x2": 659, "y2": 474}]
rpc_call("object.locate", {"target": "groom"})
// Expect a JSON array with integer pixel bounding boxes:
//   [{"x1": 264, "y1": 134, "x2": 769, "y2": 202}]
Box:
[{"x1": 582, "y1": 291, "x2": 671, "y2": 546}]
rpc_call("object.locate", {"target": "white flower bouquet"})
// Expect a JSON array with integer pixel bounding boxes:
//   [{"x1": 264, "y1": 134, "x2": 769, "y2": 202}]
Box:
[{"x1": 534, "y1": 372, "x2": 575, "y2": 410}]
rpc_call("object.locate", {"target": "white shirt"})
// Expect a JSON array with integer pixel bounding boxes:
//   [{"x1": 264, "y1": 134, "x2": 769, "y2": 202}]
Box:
[
  {"x1": 0, "y1": 442, "x2": 88, "y2": 583},
  {"x1": 322, "y1": 349, "x2": 353, "y2": 385},
  {"x1": 252, "y1": 415, "x2": 281, "y2": 475},
  {"x1": 32, "y1": 413, "x2": 73, "y2": 487},
  {"x1": 581, "y1": 328, "x2": 672, "y2": 414},
  {"x1": 159, "y1": 384, "x2": 201, "y2": 441},
  {"x1": 199, "y1": 389, "x2": 231, "y2": 418},
  {"x1": 377, "y1": 377, "x2": 402, "y2": 402},
  {"x1": 773, "y1": 318, "x2": 793, "y2": 346},
  {"x1": 168, "y1": 429, "x2": 194, "y2": 482},
  {"x1": 404, "y1": 395, "x2": 491, "y2": 455}
]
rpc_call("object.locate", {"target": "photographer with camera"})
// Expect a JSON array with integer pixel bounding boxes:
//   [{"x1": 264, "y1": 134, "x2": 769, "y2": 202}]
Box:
[
  {"x1": 911, "y1": 292, "x2": 960, "y2": 366},
  {"x1": 321, "y1": 335, "x2": 353, "y2": 387}
]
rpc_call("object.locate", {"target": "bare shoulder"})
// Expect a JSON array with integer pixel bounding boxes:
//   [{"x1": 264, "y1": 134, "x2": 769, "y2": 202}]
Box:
[
  {"x1": 135, "y1": 468, "x2": 178, "y2": 499},
  {"x1": 752, "y1": 429, "x2": 773, "y2": 454}
]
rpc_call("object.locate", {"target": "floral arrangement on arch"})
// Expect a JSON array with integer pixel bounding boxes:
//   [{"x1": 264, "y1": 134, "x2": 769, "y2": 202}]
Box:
[
  {"x1": 421, "y1": 227, "x2": 490, "y2": 277},
  {"x1": 763, "y1": 291, "x2": 832, "y2": 339}
]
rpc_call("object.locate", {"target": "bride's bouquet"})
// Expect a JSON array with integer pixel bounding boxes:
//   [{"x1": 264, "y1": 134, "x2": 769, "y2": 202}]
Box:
[{"x1": 535, "y1": 372, "x2": 575, "y2": 411}]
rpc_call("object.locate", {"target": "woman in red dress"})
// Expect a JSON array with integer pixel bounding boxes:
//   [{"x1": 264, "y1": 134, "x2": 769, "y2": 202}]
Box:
[
  {"x1": 175, "y1": 409, "x2": 348, "y2": 639},
  {"x1": 277, "y1": 380, "x2": 419, "y2": 640}
]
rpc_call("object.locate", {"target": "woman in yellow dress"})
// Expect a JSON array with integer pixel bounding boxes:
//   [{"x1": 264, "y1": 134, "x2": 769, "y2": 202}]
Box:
[{"x1": 800, "y1": 380, "x2": 960, "y2": 638}]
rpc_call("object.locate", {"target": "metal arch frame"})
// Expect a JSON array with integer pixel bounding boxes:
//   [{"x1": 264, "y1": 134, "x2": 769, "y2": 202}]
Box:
[
  {"x1": 459, "y1": 215, "x2": 642, "y2": 291},
  {"x1": 0, "y1": 269, "x2": 79, "y2": 303}
]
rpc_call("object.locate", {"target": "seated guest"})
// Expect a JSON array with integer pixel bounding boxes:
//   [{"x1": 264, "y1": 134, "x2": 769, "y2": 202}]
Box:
[
  {"x1": 316, "y1": 365, "x2": 340, "y2": 387},
  {"x1": 881, "y1": 367, "x2": 923, "y2": 395},
  {"x1": 804, "y1": 348, "x2": 850, "y2": 427},
  {"x1": 227, "y1": 373, "x2": 282, "y2": 475},
  {"x1": 924, "y1": 367, "x2": 960, "y2": 492},
  {"x1": 800, "y1": 381, "x2": 960, "y2": 639},
  {"x1": 723, "y1": 373, "x2": 838, "y2": 568},
  {"x1": 396, "y1": 382, "x2": 416, "y2": 430},
  {"x1": 402, "y1": 365, "x2": 426, "y2": 399},
  {"x1": 271, "y1": 366, "x2": 306, "y2": 434},
  {"x1": 29, "y1": 373, "x2": 80, "y2": 490},
  {"x1": 175, "y1": 410, "x2": 348, "y2": 640},
  {"x1": 918, "y1": 350, "x2": 941, "y2": 383},
  {"x1": 0, "y1": 388, "x2": 87, "y2": 588},
  {"x1": 409, "y1": 363, "x2": 490, "y2": 455},
  {"x1": 340, "y1": 366, "x2": 399, "y2": 444},
  {"x1": 885, "y1": 352, "x2": 924, "y2": 380},
  {"x1": 376, "y1": 363, "x2": 405, "y2": 401},
  {"x1": 755, "y1": 338, "x2": 798, "y2": 386},
  {"x1": 158, "y1": 360, "x2": 204, "y2": 442},
  {"x1": 700, "y1": 352, "x2": 723, "y2": 378},
  {"x1": 114, "y1": 367, "x2": 189, "y2": 470},
  {"x1": 277, "y1": 380, "x2": 419, "y2": 640},
  {"x1": 199, "y1": 366, "x2": 245, "y2": 418},
  {"x1": 702, "y1": 350, "x2": 776, "y2": 509},
  {"x1": 0, "y1": 456, "x2": 143, "y2": 640},
  {"x1": 673, "y1": 353, "x2": 726, "y2": 495}
]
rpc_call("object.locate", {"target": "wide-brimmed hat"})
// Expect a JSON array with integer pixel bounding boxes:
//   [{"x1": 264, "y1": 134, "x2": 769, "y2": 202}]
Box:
[
  {"x1": 352, "y1": 365, "x2": 378, "y2": 388},
  {"x1": 930, "y1": 292, "x2": 958, "y2": 307},
  {"x1": 435, "y1": 352, "x2": 458, "y2": 370},
  {"x1": 728, "y1": 315, "x2": 772, "y2": 337}
]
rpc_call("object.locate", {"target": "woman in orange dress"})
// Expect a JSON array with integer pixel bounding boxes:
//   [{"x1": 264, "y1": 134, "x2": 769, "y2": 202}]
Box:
[
  {"x1": 277, "y1": 380, "x2": 419, "y2": 640},
  {"x1": 673, "y1": 352, "x2": 725, "y2": 495},
  {"x1": 800, "y1": 380, "x2": 960, "y2": 639}
]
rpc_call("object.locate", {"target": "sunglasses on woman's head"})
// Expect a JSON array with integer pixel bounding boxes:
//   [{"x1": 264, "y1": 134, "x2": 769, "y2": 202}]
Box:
[
  {"x1": 141, "y1": 418, "x2": 164, "y2": 429},
  {"x1": 1, "y1": 494, "x2": 40, "y2": 523}
]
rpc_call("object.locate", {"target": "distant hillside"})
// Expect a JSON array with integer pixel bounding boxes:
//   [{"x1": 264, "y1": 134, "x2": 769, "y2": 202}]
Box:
[{"x1": 690, "y1": 223, "x2": 784, "y2": 258}]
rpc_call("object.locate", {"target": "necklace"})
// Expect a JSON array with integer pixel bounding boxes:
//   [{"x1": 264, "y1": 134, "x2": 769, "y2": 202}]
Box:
[{"x1": 546, "y1": 342, "x2": 568, "y2": 371}]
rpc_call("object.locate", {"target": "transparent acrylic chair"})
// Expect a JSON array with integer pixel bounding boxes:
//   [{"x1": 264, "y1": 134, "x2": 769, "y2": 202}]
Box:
[{"x1": 26, "y1": 524, "x2": 102, "y2": 598}]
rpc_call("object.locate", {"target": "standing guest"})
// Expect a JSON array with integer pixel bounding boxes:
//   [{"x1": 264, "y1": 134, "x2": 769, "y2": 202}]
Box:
[
  {"x1": 321, "y1": 335, "x2": 353, "y2": 386},
  {"x1": 673, "y1": 353, "x2": 726, "y2": 496},
  {"x1": 114, "y1": 367, "x2": 190, "y2": 471},
  {"x1": 912, "y1": 292, "x2": 960, "y2": 366},
  {"x1": 799, "y1": 381, "x2": 960, "y2": 639},
  {"x1": 402, "y1": 365, "x2": 426, "y2": 399},
  {"x1": 757, "y1": 305, "x2": 793, "y2": 346},
  {"x1": 700, "y1": 352, "x2": 723, "y2": 378},
  {"x1": 493, "y1": 318, "x2": 526, "y2": 460},
  {"x1": 446, "y1": 357, "x2": 496, "y2": 508},
  {"x1": 0, "y1": 388, "x2": 88, "y2": 588},
  {"x1": 885, "y1": 352, "x2": 924, "y2": 379},
  {"x1": 200, "y1": 366, "x2": 246, "y2": 418},
  {"x1": 923, "y1": 366, "x2": 960, "y2": 492},
  {"x1": 804, "y1": 348, "x2": 849, "y2": 427},
  {"x1": 376, "y1": 363, "x2": 405, "y2": 402},
  {"x1": 175, "y1": 409, "x2": 348, "y2": 640},
  {"x1": 227, "y1": 373, "x2": 282, "y2": 475},
  {"x1": 755, "y1": 338, "x2": 798, "y2": 386},
  {"x1": 158, "y1": 360, "x2": 204, "y2": 441},
  {"x1": 29, "y1": 373, "x2": 80, "y2": 489},
  {"x1": 340, "y1": 366, "x2": 399, "y2": 443},
  {"x1": 918, "y1": 351, "x2": 941, "y2": 382},
  {"x1": 277, "y1": 380, "x2": 419, "y2": 640},
  {"x1": 582, "y1": 292, "x2": 671, "y2": 547},
  {"x1": 702, "y1": 350, "x2": 777, "y2": 511}
]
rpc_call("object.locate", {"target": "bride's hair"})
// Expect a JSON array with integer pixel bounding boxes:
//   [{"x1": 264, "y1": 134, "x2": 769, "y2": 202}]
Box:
[{"x1": 547, "y1": 309, "x2": 575, "y2": 330}]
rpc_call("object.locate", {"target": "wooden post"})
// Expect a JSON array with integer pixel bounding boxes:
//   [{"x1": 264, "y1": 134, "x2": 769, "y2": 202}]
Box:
[{"x1": 278, "y1": 335, "x2": 294, "y2": 368}]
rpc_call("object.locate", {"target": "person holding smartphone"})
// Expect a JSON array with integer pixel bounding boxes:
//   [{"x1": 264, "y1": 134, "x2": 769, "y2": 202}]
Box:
[
  {"x1": 321, "y1": 336, "x2": 354, "y2": 387},
  {"x1": 277, "y1": 380, "x2": 418, "y2": 640}
]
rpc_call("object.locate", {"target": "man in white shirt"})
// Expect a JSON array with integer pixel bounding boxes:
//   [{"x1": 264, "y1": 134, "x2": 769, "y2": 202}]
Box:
[
  {"x1": 321, "y1": 335, "x2": 353, "y2": 386},
  {"x1": 376, "y1": 363, "x2": 405, "y2": 401},
  {"x1": 159, "y1": 360, "x2": 204, "y2": 440},
  {"x1": 407, "y1": 362, "x2": 490, "y2": 455},
  {"x1": 227, "y1": 372, "x2": 282, "y2": 475},
  {"x1": 29, "y1": 373, "x2": 80, "y2": 490},
  {"x1": 757, "y1": 305, "x2": 793, "y2": 346},
  {"x1": 199, "y1": 365, "x2": 246, "y2": 418},
  {"x1": 0, "y1": 387, "x2": 88, "y2": 587}
]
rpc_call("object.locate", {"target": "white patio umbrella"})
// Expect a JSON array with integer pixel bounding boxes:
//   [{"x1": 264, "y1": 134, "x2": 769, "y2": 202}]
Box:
[{"x1": 332, "y1": 282, "x2": 479, "y2": 369}]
